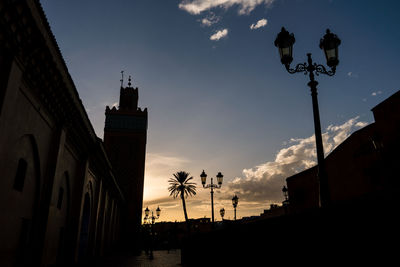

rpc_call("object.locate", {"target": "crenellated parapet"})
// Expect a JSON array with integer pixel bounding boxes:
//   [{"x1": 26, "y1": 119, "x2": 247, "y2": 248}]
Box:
[{"x1": 104, "y1": 80, "x2": 148, "y2": 132}]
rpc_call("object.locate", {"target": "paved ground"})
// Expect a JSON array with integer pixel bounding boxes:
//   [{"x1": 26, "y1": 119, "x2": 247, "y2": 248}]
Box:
[{"x1": 94, "y1": 250, "x2": 182, "y2": 267}]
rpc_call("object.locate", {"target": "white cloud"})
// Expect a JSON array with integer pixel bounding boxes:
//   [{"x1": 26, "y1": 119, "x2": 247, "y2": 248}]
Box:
[
  {"x1": 355, "y1": 121, "x2": 368, "y2": 128},
  {"x1": 224, "y1": 116, "x2": 368, "y2": 203},
  {"x1": 179, "y1": 0, "x2": 275, "y2": 15},
  {"x1": 250, "y1": 18, "x2": 267, "y2": 30},
  {"x1": 371, "y1": 90, "x2": 382, "y2": 96},
  {"x1": 210, "y1": 28, "x2": 228, "y2": 41},
  {"x1": 200, "y1": 13, "x2": 220, "y2": 26},
  {"x1": 202, "y1": 17, "x2": 215, "y2": 26},
  {"x1": 347, "y1": 71, "x2": 358, "y2": 78},
  {"x1": 146, "y1": 153, "x2": 189, "y2": 168},
  {"x1": 103, "y1": 101, "x2": 119, "y2": 108}
]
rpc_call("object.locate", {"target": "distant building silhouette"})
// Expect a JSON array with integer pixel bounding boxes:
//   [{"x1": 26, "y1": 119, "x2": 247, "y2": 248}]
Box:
[
  {"x1": 286, "y1": 90, "x2": 400, "y2": 213},
  {"x1": 259, "y1": 203, "x2": 286, "y2": 219},
  {"x1": 0, "y1": 1, "x2": 147, "y2": 266}
]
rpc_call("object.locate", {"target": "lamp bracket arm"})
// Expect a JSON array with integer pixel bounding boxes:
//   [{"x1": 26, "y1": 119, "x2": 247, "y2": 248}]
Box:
[
  {"x1": 285, "y1": 62, "x2": 308, "y2": 75},
  {"x1": 314, "y1": 63, "x2": 336, "y2": 76}
]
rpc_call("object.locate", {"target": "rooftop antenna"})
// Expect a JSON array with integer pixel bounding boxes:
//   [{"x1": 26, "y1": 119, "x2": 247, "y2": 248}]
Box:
[{"x1": 120, "y1": 70, "x2": 124, "y2": 87}]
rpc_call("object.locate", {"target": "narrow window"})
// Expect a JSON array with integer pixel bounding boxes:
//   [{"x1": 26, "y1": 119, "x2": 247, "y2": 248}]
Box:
[
  {"x1": 14, "y1": 159, "x2": 28, "y2": 192},
  {"x1": 57, "y1": 187, "x2": 64, "y2": 210}
]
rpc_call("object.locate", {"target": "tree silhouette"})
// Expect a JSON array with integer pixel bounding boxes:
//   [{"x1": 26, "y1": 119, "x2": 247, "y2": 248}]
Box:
[{"x1": 168, "y1": 171, "x2": 196, "y2": 222}]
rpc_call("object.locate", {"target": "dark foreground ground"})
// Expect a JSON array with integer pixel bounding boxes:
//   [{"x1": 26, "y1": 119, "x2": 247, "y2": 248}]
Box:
[{"x1": 82, "y1": 250, "x2": 181, "y2": 267}]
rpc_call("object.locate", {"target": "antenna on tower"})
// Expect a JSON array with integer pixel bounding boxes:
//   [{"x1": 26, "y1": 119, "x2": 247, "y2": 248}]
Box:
[{"x1": 120, "y1": 70, "x2": 124, "y2": 87}]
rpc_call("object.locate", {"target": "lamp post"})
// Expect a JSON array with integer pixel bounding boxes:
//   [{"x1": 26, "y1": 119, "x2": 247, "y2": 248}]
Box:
[
  {"x1": 200, "y1": 170, "x2": 223, "y2": 223},
  {"x1": 282, "y1": 186, "x2": 289, "y2": 214},
  {"x1": 144, "y1": 206, "x2": 161, "y2": 225},
  {"x1": 274, "y1": 27, "x2": 341, "y2": 208},
  {"x1": 282, "y1": 186, "x2": 289, "y2": 203},
  {"x1": 232, "y1": 195, "x2": 239, "y2": 220},
  {"x1": 143, "y1": 206, "x2": 161, "y2": 259},
  {"x1": 220, "y1": 208, "x2": 225, "y2": 221}
]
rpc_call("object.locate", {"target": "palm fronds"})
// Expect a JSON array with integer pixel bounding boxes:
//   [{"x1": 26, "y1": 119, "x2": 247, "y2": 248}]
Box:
[
  {"x1": 168, "y1": 171, "x2": 197, "y2": 199},
  {"x1": 168, "y1": 171, "x2": 197, "y2": 223}
]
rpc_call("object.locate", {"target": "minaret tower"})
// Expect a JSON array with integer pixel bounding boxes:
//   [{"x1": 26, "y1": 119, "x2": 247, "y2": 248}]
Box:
[{"x1": 103, "y1": 75, "x2": 147, "y2": 246}]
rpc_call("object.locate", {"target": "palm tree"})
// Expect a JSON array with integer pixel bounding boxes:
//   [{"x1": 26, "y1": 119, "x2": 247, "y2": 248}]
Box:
[{"x1": 168, "y1": 171, "x2": 196, "y2": 222}]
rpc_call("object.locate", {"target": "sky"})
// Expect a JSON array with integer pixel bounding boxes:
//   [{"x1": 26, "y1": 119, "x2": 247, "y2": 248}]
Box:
[{"x1": 40, "y1": 0, "x2": 400, "y2": 222}]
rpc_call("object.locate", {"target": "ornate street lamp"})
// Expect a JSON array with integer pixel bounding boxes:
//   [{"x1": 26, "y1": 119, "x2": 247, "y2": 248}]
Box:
[
  {"x1": 282, "y1": 185, "x2": 289, "y2": 214},
  {"x1": 200, "y1": 170, "x2": 223, "y2": 223},
  {"x1": 282, "y1": 186, "x2": 289, "y2": 202},
  {"x1": 143, "y1": 206, "x2": 162, "y2": 259},
  {"x1": 319, "y1": 29, "x2": 341, "y2": 68},
  {"x1": 274, "y1": 27, "x2": 295, "y2": 65},
  {"x1": 274, "y1": 27, "x2": 341, "y2": 208},
  {"x1": 220, "y1": 208, "x2": 225, "y2": 221},
  {"x1": 282, "y1": 185, "x2": 289, "y2": 209},
  {"x1": 156, "y1": 206, "x2": 161, "y2": 218},
  {"x1": 200, "y1": 170, "x2": 207, "y2": 186},
  {"x1": 232, "y1": 195, "x2": 239, "y2": 220},
  {"x1": 143, "y1": 206, "x2": 161, "y2": 225}
]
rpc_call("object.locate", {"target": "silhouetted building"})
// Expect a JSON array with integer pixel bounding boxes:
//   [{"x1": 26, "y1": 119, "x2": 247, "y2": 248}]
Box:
[
  {"x1": 259, "y1": 203, "x2": 286, "y2": 219},
  {"x1": 0, "y1": 1, "x2": 147, "y2": 266},
  {"x1": 104, "y1": 79, "x2": 148, "y2": 248},
  {"x1": 286, "y1": 90, "x2": 400, "y2": 213}
]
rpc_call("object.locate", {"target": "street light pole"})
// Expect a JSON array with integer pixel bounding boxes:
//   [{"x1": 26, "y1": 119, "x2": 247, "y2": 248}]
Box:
[
  {"x1": 282, "y1": 186, "x2": 289, "y2": 214},
  {"x1": 200, "y1": 170, "x2": 223, "y2": 223},
  {"x1": 210, "y1": 177, "x2": 215, "y2": 222},
  {"x1": 306, "y1": 54, "x2": 330, "y2": 207},
  {"x1": 274, "y1": 28, "x2": 341, "y2": 208},
  {"x1": 232, "y1": 195, "x2": 239, "y2": 221},
  {"x1": 143, "y1": 207, "x2": 161, "y2": 259}
]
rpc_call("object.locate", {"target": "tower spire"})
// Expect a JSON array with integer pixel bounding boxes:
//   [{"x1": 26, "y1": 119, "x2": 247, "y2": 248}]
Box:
[
  {"x1": 118, "y1": 74, "x2": 138, "y2": 110},
  {"x1": 120, "y1": 70, "x2": 124, "y2": 87}
]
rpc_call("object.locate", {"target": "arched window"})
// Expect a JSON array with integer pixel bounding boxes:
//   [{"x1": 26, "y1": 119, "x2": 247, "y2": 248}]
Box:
[
  {"x1": 13, "y1": 158, "x2": 28, "y2": 192},
  {"x1": 10, "y1": 134, "x2": 41, "y2": 266}
]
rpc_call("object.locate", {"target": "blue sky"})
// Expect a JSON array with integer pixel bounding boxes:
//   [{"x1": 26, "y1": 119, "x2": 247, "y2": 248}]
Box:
[{"x1": 41, "y1": 0, "x2": 400, "y2": 221}]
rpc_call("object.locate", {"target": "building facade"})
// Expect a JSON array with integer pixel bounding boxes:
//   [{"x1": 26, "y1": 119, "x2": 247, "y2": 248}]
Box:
[
  {"x1": 0, "y1": 1, "x2": 146, "y2": 266},
  {"x1": 286, "y1": 90, "x2": 400, "y2": 213}
]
